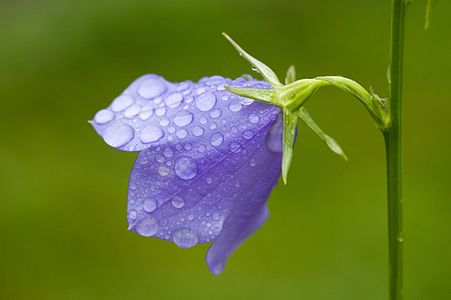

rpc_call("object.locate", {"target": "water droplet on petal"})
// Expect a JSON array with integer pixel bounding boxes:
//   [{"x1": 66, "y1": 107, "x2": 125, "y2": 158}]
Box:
[
  {"x1": 249, "y1": 158, "x2": 257, "y2": 167},
  {"x1": 159, "y1": 118, "x2": 170, "y2": 126},
  {"x1": 195, "y1": 92, "x2": 217, "y2": 111},
  {"x1": 167, "y1": 126, "x2": 175, "y2": 133},
  {"x1": 192, "y1": 126, "x2": 204, "y2": 137},
  {"x1": 135, "y1": 215, "x2": 158, "y2": 237},
  {"x1": 173, "y1": 111, "x2": 194, "y2": 127},
  {"x1": 139, "y1": 107, "x2": 153, "y2": 120},
  {"x1": 111, "y1": 95, "x2": 134, "y2": 112},
  {"x1": 140, "y1": 125, "x2": 164, "y2": 143},
  {"x1": 239, "y1": 97, "x2": 254, "y2": 106},
  {"x1": 143, "y1": 199, "x2": 157, "y2": 213},
  {"x1": 94, "y1": 109, "x2": 115, "y2": 124},
  {"x1": 124, "y1": 104, "x2": 141, "y2": 118},
  {"x1": 128, "y1": 210, "x2": 138, "y2": 220},
  {"x1": 103, "y1": 122, "x2": 135, "y2": 148},
  {"x1": 210, "y1": 133, "x2": 224, "y2": 147},
  {"x1": 173, "y1": 228, "x2": 198, "y2": 248},
  {"x1": 175, "y1": 156, "x2": 198, "y2": 180},
  {"x1": 163, "y1": 147, "x2": 174, "y2": 157},
  {"x1": 243, "y1": 130, "x2": 254, "y2": 139},
  {"x1": 248, "y1": 113, "x2": 260, "y2": 124},
  {"x1": 165, "y1": 93, "x2": 184, "y2": 108},
  {"x1": 155, "y1": 107, "x2": 166, "y2": 116},
  {"x1": 171, "y1": 196, "x2": 185, "y2": 208},
  {"x1": 228, "y1": 101, "x2": 243, "y2": 112},
  {"x1": 138, "y1": 78, "x2": 166, "y2": 99},
  {"x1": 176, "y1": 128, "x2": 188, "y2": 139},
  {"x1": 209, "y1": 109, "x2": 222, "y2": 118},
  {"x1": 158, "y1": 165, "x2": 170, "y2": 176}
]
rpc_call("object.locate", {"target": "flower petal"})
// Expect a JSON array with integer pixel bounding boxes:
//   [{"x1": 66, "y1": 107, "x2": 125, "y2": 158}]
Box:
[
  {"x1": 91, "y1": 74, "x2": 275, "y2": 152},
  {"x1": 127, "y1": 109, "x2": 282, "y2": 273}
]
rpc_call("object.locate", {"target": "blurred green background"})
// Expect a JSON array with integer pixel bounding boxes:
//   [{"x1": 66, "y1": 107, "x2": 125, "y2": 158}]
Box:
[{"x1": 0, "y1": 0, "x2": 450, "y2": 299}]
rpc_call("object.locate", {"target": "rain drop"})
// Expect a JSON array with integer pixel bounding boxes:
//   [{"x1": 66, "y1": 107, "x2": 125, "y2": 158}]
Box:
[
  {"x1": 173, "y1": 111, "x2": 194, "y2": 127},
  {"x1": 143, "y1": 199, "x2": 157, "y2": 213},
  {"x1": 173, "y1": 228, "x2": 198, "y2": 248},
  {"x1": 94, "y1": 109, "x2": 114, "y2": 124},
  {"x1": 192, "y1": 126, "x2": 204, "y2": 137},
  {"x1": 248, "y1": 113, "x2": 260, "y2": 124},
  {"x1": 111, "y1": 95, "x2": 134, "y2": 112},
  {"x1": 165, "y1": 93, "x2": 184, "y2": 108},
  {"x1": 135, "y1": 215, "x2": 158, "y2": 237},
  {"x1": 229, "y1": 101, "x2": 242, "y2": 112},
  {"x1": 171, "y1": 196, "x2": 185, "y2": 209},
  {"x1": 210, "y1": 133, "x2": 224, "y2": 147},
  {"x1": 140, "y1": 125, "x2": 164, "y2": 143},
  {"x1": 103, "y1": 122, "x2": 134, "y2": 148},
  {"x1": 195, "y1": 92, "x2": 217, "y2": 112},
  {"x1": 138, "y1": 78, "x2": 166, "y2": 99},
  {"x1": 175, "y1": 156, "x2": 198, "y2": 180}
]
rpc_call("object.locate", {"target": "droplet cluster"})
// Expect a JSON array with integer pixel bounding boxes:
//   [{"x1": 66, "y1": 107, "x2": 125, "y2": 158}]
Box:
[{"x1": 92, "y1": 74, "x2": 282, "y2": 248}]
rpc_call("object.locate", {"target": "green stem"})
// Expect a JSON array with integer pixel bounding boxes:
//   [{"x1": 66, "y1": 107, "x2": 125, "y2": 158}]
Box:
[{"x1": 384, "y1": 0, "x2": 407, "y2": 299}]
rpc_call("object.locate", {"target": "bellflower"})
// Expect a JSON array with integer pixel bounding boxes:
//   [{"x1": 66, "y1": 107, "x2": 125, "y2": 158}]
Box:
[{"x1": 91, "y1": 74, "x2": 283, "y2": 274}]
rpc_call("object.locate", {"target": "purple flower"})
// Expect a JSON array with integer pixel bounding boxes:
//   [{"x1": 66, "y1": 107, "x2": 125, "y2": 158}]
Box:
[{"x1": 91, "y1": 74, "x2": 282, "y2": 274}]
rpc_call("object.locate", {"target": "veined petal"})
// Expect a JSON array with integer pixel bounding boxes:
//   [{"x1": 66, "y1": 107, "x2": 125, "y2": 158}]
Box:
[{"x1": 127, "y1": 110, "x2": 282, "y2": 274}]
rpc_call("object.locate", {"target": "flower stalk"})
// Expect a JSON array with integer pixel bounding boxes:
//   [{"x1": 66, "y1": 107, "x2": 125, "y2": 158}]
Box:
[{"x1": 384, "y1": 0, "x2": 408, "y2": 299}]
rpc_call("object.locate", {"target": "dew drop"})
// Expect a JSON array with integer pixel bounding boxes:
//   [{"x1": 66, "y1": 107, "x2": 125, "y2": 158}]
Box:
[
  {"x1": 174, "y1": 156, "x2": 198, "y2": 180},
  {"x1": 176, "y1": 128, "x2": 188, "y2": 139},
  {"x1": 103, "y1": 122, "x2": 135, "y2": 148},
  {"x1": 140, "y1": 125, "x2": 164, "y2": 143},
  {"x1": 135, "y1": 215, "x2": 158, "y2": 237},
  {"x1": 158, "y1": 165, "x2": 170, "y2": 176},
  {"x1": 111, "y1": 95, "x2": 134, "y2": 112},
  {"x1": 138, "y1": 78, "x2": 166, "y2": 99},
  {"x1": 229, "y1": 101, "x2": 243, "y2": 112},
  {"x1": 128, "y1": 210, "x2": 137, "y2": 220},
  {"x1": 184, "y1": 143, "x2": 192, "y2": 150},
  {"x1": 249, "y1": 158, "x2": 257, "y2": 167},
  {"x1": 139, "y1": 108, "x2": 153, "y2": 120},
  {"x1": 173, "y1": 228, "x2": 198, "y2": 248},
  {"x1": 155, "y1": 107, "x2": 166, "y2": 116},
  {"x1": 165, "y1": 93, "x2": 184, "y2": 108},
  {"x1": 209, "y1": 122, "x2": 217, "y2": 130},
  {"x1": 173, "y1": 111, "x2": 194, "y2": 127},
  {"x1": 192, "y1": 126, "x2": 204, "y2": 137},
  {"x1": 167, "y1": 126, "x2": 175, "y2": 133},
  {"x1": 94, "y1": 109, "x2": 114, "y2": 124},
  {"x1": 195, "y1": 92, "x2": 217, "y2": 112},
  {"x1": 171, "y1": 196, "x2": 185, "y2": 209},
  {"x1": 248, "y1": 113, "x2": 260, "y2": 124},
  {"x1": 163, "y1": 147, "x2": 174, "y2": 158},
  {"x1": 159, "y1": 118, "x2": 170, "y2": 126},
  {"x1": 143, "y1": 199, "x2": 157, "y2": 213},
  {"x1": 206, "y1": 177, "x2": 212, "y2": 184},
  {"x1": 124, "y1": 104, "x2": 141, "y2": 118},
  {"x1": 210, "y1": 133, "x2": 224, "y2": 147},
  {"x1": 209, "y1": 108, "x2": 222, "y2": 118},
  {"x1": 239, "y1": 97, "x2": 254, "y2": 106},
  {"x1": 243, "y1": 129, "x2": 254, "y2": 139}
]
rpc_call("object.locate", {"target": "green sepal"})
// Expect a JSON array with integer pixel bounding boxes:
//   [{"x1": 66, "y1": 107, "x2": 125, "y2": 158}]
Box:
[
  {"x1": 282, "y1": 109, "x2": 298, "y2": 184},
  {"x1": 224, "y1": 86, "x2": 279, "y2": 105},
  {"x1": 222, "y1": 33, "x2": 282, "y2": 87},
  {"x1": 298, "y1": 108, "x2": 348, "y2": 161},
  {"x1": 285, "y1": 65, "x2": 296, "y2": 84}
]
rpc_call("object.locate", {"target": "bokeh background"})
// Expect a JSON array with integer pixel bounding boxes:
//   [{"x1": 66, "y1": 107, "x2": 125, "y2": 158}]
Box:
[{"x1": 1, "y1": 0, "x2": 450, "y2": 299}]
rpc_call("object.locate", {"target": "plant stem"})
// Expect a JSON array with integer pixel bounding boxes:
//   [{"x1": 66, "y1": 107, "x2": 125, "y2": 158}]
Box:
[{"x1": 384, "y1": 0, "x2": 407, "y2": 299}]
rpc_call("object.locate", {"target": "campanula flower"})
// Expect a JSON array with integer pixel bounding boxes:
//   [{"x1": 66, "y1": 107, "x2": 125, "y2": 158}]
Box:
[{"x1": 91, "y1": 74, "x2": 283, "y2": 274}]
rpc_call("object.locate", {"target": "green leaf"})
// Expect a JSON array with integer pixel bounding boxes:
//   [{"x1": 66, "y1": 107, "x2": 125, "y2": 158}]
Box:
[
  {"x1": 224, "y1": 86, "x2": 279, "y2": 105},
  {"x1": 285, "y1": 65, "x2": 296, "y2": 84},
  {"x1": 282, "y1": 109, "x2": 298, "y2": 184},
  {"x1": 222, "y1": 33, "x2": 282, "y2": 87},
  {"x1": 298, "y1": 108, "x2": 348, "y2": 161}
]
